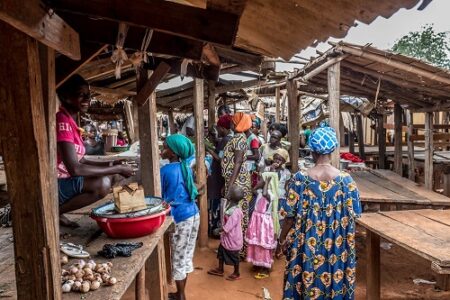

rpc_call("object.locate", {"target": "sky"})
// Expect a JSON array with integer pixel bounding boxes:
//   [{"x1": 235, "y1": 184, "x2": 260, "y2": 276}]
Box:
[
  {"x1": 159, "y1": 0, "x2": 450, "y2": 89},
  {"x1": 277, "y1": 0, "x2": 450, "y2": 72}
]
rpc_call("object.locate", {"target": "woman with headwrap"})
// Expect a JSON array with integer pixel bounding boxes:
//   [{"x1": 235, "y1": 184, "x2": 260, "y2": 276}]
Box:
[
  {"x1": 277, "y1": 124, "x2": 362, "y2": 300},
  {"x1": 207, "y1": 115, "x2": 234, "y2": 237},
  {"x1": 160, "y1": 134, "x2": 200, "y2": 300},
  {"x1": 221, "y1": 112, "x2": 253, "y2": 259}
]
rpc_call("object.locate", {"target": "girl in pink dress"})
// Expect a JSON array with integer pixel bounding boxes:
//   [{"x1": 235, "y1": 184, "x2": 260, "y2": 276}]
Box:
[{"x1": 246, "y1": 177, "x2": 277, "y2": 279}]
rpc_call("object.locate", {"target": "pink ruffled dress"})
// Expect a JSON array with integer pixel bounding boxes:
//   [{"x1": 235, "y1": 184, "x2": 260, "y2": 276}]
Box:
[{"x1": 245, "y1": 194, "x2": 277, "y2": 268}]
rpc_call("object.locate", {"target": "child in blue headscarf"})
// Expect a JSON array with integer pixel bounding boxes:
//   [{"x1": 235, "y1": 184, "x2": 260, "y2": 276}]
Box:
[{"x1": 161, "y1": 134, "x2": 199, "y2": 300}]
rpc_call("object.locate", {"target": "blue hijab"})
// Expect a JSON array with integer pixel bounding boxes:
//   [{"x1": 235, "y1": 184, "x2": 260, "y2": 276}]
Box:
[{"x1": 308, "y1": 123, "x2": 339, "y2": 154}]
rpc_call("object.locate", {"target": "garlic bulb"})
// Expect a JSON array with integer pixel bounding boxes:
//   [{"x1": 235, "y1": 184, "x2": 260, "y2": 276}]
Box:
[
  {"x1": 72, "y1": 281, "x2": 81, "y2": 292},
  {"x1": 90, "y1": 280, "x2": 101, "y2": 290},
  {"x1": 69, "y1": 266, "x2": 79, "y2": 274},
  {"x1": 88, "y1": 260, "x2": 96, "y2": 269},
  {"x1": 107, "y1": 277, "x2": 117, "y2": 286},
  {"x1": 61, "y1": 255, "x2": 69, "y2": 265},
  {"x1": 62, "y1": 283, "x2": 71, "y2": 293},
  {"x1": 106, "y1": 262, "x2": 113, "y2": 268},
  {"x1": 80, "y1": 281, "x2": 90, "y2": 293}
]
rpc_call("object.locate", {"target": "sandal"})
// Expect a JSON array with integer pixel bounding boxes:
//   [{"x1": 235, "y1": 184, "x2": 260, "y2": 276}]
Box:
[
  {"x1": 226, "y1": 274, "x2": 241, "y2": 281},
  {"x1": 207, "y1": 268, "x2": 224, "y2": 277},
  {"x1": 254, "y1": 273, "x2": 270, "y2": 279}
]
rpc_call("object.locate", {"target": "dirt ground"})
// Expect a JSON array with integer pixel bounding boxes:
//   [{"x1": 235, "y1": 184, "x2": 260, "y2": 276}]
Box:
[{"x1": 125, "y1": 225, "x2": 450, "y2": 300}]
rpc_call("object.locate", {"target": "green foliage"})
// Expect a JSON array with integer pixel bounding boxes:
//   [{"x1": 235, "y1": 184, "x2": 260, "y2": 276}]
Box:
[{"x1": 392, "y1": 24, "x2": 450, "y2": 69}]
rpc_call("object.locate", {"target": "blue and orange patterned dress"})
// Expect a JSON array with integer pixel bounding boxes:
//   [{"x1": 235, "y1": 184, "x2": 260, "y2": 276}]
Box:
[{"x1": 281, "y1": 171, "x2": 361, "y2": 300}]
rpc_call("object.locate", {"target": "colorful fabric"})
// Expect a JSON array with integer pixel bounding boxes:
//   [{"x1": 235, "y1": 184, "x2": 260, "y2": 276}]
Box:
[
  {"x1": 160, "y1": 162, "x2": 199, "y2": 223},
  {"x1": 262, "y1": 172, "x2": 280, "y2": 236},
  {"x1": 56, "y1": 107, "x2": 86, "y2": 178},
  {"x1": 165, "y1": 134, "x2": 198, "y2": 201},
  {"x1": 232, "y1": 112, "x2": 252, "y2": 133},
  {"x1": 308, "y1": 124, "x2": 339, "y2": 155},
  {"x1": 221, "y1": 205, "x2": 244, "y2": 251},
  {"x1": 221, "y1": 133, "x2": 252, "y2": 258},
  {"x1": 281, "y1": 171, "x2": 362, "y2": 300},
  {"x1": 217, "y1": 114, "x2": 233, "y2": 129},
  {"x1": 171, "y1": 213, "x2": 200, "y2": 281},
  {"x1": 246, "y1": 195, "x2": 276, "y2": 268}
]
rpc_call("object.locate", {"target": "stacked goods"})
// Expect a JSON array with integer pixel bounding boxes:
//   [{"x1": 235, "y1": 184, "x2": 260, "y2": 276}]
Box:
[
  {"x1": 60, "y1": 258, "x2": 117, "y2": 293},
  {"x1": 113, "y1": 183, "x2": 146, "y2": 213}
]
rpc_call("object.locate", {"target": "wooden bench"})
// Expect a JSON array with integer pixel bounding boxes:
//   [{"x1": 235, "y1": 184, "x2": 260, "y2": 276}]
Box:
[
  {"x1": 352, "y1": 169, "x2": 450, "y2": 210},
  {"x1": 357, "y1": 209, "x2": 450, "y2": 299},
  {"x1": 0, "y1": 212, "x2": 174, "y2": 299}
]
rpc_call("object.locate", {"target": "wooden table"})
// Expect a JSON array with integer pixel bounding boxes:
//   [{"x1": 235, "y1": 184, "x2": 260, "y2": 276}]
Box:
[
  {"x1": 352, "y1": 169, "x2": 450, "y2": 210},
  {"x1": 357, "y1": 209, "x2": 450, "y2": 299},
  {"x1": 0, "y1": 211, "x2": 174, "y2": 299}
]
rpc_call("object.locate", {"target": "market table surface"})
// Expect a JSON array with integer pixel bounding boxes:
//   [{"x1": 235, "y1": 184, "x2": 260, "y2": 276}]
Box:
[
  {"x1": 357, "y1": 209, "x2": 450, "y2": 299},
  {"x1": 0, "y1": 199, "x2": 174, "y2": 299},
  {"x1": 351, "y1": 169, "x2": 450, "y2": 209}
]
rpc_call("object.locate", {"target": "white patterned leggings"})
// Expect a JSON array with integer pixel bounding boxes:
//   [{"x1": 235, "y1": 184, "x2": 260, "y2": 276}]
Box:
[{"x1": 171, "y1": 213, "x2": 200, "y2": 281}]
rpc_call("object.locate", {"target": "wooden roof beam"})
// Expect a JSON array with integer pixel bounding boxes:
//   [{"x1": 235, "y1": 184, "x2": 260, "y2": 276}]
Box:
[
  {"x1": 338, "y1": 44, "x2": 450, "y2": 86},
  {"x1": 0, "y1": 0, "x2": 80, "y2": 59},
  {"x1": 61, "y1": 14, "x2": 204, "y2": 60},
  {"x1": 90, "y1": 86, "x2": 137, "y2": 96},
  {"x1": 135, "y1": 62, "x2": 171, "y2": 106},
  {"x1": 56, "y1": 43, "x2": 107, "y2": 87},
  {"x1": 53, "y1": 0, "x2": 239, "y2": 45}
]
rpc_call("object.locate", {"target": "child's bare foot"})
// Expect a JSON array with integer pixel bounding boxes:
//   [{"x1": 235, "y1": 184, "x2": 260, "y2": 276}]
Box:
[
  {"x1": 207, "y1": 268, "x2": 224, "y2": 277},
  {"x1": 59, "y1": 215, "x2": 79, "y2": 228}
]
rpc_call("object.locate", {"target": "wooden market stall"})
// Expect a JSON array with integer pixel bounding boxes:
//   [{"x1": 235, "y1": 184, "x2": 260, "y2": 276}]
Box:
[
  {"x1": 288, "y1": 41, "x2": 450, "y2": 190},
  {"x1": 0, "y1": 0, "x2": 433, "y2": 299}
]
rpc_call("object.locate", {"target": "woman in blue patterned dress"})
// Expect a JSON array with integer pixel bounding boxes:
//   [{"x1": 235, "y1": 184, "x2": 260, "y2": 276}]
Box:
[{"x1": 277, "y1": 124, "x2": 362, "y2": 300}]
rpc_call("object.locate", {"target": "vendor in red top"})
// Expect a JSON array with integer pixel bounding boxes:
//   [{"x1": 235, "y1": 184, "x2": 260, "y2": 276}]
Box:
[{"x1": 57, "y1": 74, "x2": 133, "y2": 227}]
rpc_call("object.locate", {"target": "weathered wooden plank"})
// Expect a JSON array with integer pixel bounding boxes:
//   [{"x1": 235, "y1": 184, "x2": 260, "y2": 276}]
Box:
[
  {"x1": 379, "y1": 211, "x2": 450, "y2": 242},
  {"x1": 369, "y1": 169, "x2": 450, "y2": 206},
  {"x1": 136, "y1": 62, "x2": 171, "y2": 106},
  {"x1": 194, "y1": 78, "x2": 208, "y2": 248},
  {"x1": 56, "y1": 43, "x2": 107, "y2": 88},
  {"x1": 275, "y1": 86, "x2": 281, "y2": 123},
  {"x1": 425, "y1": 112, "x2": 434, "y2": 190},
  {"x1": 208, "y1": 80, "x2": 216, "y2": 130},
  {"x1": 0, "y1": 0, "x2": 80, "y2": 59},
  {"x1": 146, "y1": 239, "x2": 168, "y2": 300},
  {"x1": 406, "y1": 110, "x2": 415, "y2": 181},
  {"x1": 356, "y1": 114, "x2": 365, "y2": 160},
  {"x1": 0, "y1": 23, "x2": 61, "y2": 299},
  {"x1": 414, "y1": 209, "x2": 450, "y2": 227},
  {"x1": 137, "y1": 66, "x2": 162, "y2": 197},
  {"x1": 54, "y1": 0, "x2": 239, "y2": 45},
  {"x1": 394, "y1": 103, "x2": 403, "y2": 175},
  {"x1": 135, "y1": 267, "x2": 145, "y2": 300},
  {"x1": 357, "y1": 213, "x2": 450, "y2": 266},
  {"x1": 287, "y1": 80, "x2": 299, "y2": 173},
  {"x1": 366, "y1": 230, "x2": 380, "y2": 300},
  {"x1": 377, "y1": 114, "x2": 387, "y2": 169},
  {"x1": 327, "y1": 62, "x2": 340, "y2": 167}
]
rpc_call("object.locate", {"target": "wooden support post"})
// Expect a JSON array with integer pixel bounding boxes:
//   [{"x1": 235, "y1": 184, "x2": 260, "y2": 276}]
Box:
[
  {"x1": 275, "y1": 86, "x2": 281, "y2": 123},
  {"x1": 339, "y1": 112, "x2": 345, "y2": 146},
  {"x1": 356, "y1": 114, "x2": 365, "y2": 160},
  {"x1": 146, "y1": 239, "x2": 168, "y2": 300},
  {"x1": 168, "y1": 110, "x2": 176, "y2": 134},
  {"x1": 394, "y1": 103, "x2": 403, "y2": 175},
  {"x1": 366, "y1": 230, "x2": 381, "y2": 300},
  {"x1": 208, "y1": 80, "x2": 216, "y2": 130},
  {"x1": 132, "y1": 101, "x2": 140, "y2": 141},
  {"x1": 0, "y1": 23, "x2": 61, "y2": 299},
  {"x1": 124, "y1": 100, "x2": 136, "y2": 143},
  {"x1": 406, "y1": 110, "x2": 415, "y2": 181},
  {"x1": 137, "y1": 66, "x2": 162, "y2": 196},
  {"x1": 349, "y1": 115, "x2": 355, "y2": 154},
  {"x1": 327, "y1": 62, "x2": 341, "y2": 168},
  {"x1": 425, "y1": 112, "x2": 434, "y2": 190},
  {"x1": 377, "y1": 114, "x2": 387, "y2": 169},
  {"x1": 287, "y1": 80, "x2": 299, "y2": 173},
  {"x1": 135, "y1": 267, "x2": 146, "y2": 300},
  {"x1": 193, "y1": 78, "x2": 208, "y2": 248}
]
